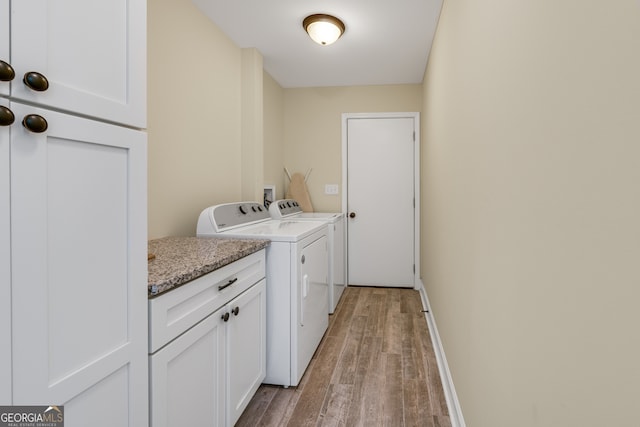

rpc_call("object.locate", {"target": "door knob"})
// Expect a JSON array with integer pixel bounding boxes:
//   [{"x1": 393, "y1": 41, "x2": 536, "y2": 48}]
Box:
[
  {"x1": 23, "y1": 71, "x2": 49, "y2": 92},
  {"x1": 0, "y1": 60, "x2": 15, "y2": 82},
  {"x1": 232, "y1": 306, "x2": 240, "y2": 316},
  {"x1": 349, "y1": 212, "x2": 356, "y2": 219},
  {"x1": 221, "y1": 312, "x2": 230, "y2": 322},
  {"x1": 0, "y1": 106, "x2": 15, "y2": 126}
]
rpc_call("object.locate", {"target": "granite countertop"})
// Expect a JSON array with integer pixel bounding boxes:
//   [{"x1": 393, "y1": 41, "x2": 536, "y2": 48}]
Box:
[{"x1": 147, "y1": 236, "x2": 269, "y2": 298}]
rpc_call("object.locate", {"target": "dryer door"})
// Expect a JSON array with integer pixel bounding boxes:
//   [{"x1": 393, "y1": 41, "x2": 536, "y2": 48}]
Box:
[{"x1": 295, "y1": 234, "x2": 329, "y2": 384}]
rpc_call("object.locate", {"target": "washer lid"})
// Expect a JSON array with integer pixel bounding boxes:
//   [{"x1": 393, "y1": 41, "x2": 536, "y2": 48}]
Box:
[
  {"x1": 269, "y1": 199, "x2": 343, "y2": 222},
  {"x1": 293, "y1": 212, "x2": 343, "y2": 221},
  {"x1": 210, "y1": 219, "x2": 327, "y2": 242}
]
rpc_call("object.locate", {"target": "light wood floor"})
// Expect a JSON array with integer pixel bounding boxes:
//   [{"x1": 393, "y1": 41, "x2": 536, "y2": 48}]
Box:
[{"x1": 236, "y1": 286, "x2": 451, "y2": 427}]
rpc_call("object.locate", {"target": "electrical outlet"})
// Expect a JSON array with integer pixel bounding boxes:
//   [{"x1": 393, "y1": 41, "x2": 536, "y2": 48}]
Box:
[{"x1": 324, "y1": 184, "x2": 339, "y2": 195}]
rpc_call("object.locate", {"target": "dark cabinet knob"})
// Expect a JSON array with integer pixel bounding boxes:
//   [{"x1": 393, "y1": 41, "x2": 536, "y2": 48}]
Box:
[
  {"x1": 349, "y1": 212, "x2": 356, "y2": 219},
  {"x1": 23, "y1": 71, "x2": 49, "y2": 92},
  {"x1": 221, "y1": 312, "x2": 230, "y2": 322},
  {"x1": 22, "y1": 114, "x2": 48, "y2": 133},
  {"x1": 0, "y1": 60, "x2": 15, "y2": 82},
  {"x1": 0, "y1": 106, "x2": 15, "y2": 126},
  {"x1": 232, "y1": 306, "x2": 240, "y2": 316}
]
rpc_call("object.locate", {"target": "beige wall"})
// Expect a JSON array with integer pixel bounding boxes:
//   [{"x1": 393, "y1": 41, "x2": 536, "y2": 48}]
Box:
[
  {"x1": 241, "y1": 48, "x2": 265, "y2": 203},
  {"x1": 283, "y1": 85, "x2": 422, "y2": 212},
  {"x1": 263, "y1": 72, "x2": 286, "y2": 200},
  {"x1": 147, "y1": 0, "x2": 253, "y2": 238},
  {"x1": 422, "y1": 0, "x2": 640, "y2": 426},
  {"x1": 148, "y1": 0, "x2": 241, "y2": 238}
]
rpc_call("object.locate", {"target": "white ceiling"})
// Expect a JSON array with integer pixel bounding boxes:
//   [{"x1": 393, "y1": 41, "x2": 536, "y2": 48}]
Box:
[{"x1": 191, "y1": 0, "x2": 443, "y2": 88}]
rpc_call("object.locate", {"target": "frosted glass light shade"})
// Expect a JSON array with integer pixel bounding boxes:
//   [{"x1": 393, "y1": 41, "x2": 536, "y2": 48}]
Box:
[{"x1": 303, "y1": 14, "x2": 345, "y2": 46}]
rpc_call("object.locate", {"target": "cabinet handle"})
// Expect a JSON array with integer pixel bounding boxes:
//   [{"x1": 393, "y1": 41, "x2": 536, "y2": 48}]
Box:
[
  {"x1": 221, "y1": 312, "x2": 230, "y2": 322},
  {"x1": 232, "y1": 306, "x2": 240, "y2": 316},
  {"x1": 0, "y1": 60, "x2": 15, "y2": 82},
  {"x1": 23, "y1": 71, "x2": 49, "y2": 92},
  {"x1": 0, "y1": 106, "x2": 15, "y2": 126},
  {"x1": 218, "y1": 277, "x2": 238, "y2": 291},
  {"x1": 22, "y1": 114, "x2": 48, "y2": 133}
]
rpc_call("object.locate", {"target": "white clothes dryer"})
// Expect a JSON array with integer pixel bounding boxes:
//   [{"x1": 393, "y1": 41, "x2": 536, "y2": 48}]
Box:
[
  {"x1": 197, "y1": 201, "x2": 328, "y2": 387},
  {"x1": 269, "y1": 199, "x2": 346, "y2": 314}
]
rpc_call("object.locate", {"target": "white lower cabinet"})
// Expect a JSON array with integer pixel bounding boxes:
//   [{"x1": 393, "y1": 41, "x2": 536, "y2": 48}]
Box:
[
  {"x1": 227, "y1": 281, "x2": 267, "y2": 425},
  {"x1": 150, "y1": 305, "x2": 226, "y2": 427},
  {"x1": 149, "y1": 251, "x2": 266, "y2": 427}
]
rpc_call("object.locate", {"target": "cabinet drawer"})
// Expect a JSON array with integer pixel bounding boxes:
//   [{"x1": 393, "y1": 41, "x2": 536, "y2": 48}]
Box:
[{"x1": 149, "y1": 250, "x2": 265, "y2": 353}]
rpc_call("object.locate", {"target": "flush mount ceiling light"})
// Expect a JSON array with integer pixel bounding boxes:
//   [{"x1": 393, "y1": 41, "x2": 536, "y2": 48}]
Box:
[{"x1": 302, "y1": 14, "x2": 345, "y2": 46}]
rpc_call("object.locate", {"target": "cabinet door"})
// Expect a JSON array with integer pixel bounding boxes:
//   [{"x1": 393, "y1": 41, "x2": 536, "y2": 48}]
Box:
[
  {"x1": 10, "y1": 0, "x2": 146, "y2": 127},
  {"x1": 10, "y1": 102, "x2": 148, "y2": 427},
  {"x1": 0, "y1": 0, "x2": 9, "y2": 97},
  {"x1": 0, "y1": 98, "x2": 10, "y2": 405},
  {"x1": 227, "y1": 279, "x2": 266, "y2": 426},
  {"x1": 150, "y1": 307, "x2": 227, "y2": 427}
]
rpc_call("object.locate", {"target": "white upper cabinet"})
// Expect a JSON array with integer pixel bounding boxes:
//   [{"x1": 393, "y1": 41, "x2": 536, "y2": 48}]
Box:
[{"x1": 8, "y1": 0, "x2": 146, "y2": 128}]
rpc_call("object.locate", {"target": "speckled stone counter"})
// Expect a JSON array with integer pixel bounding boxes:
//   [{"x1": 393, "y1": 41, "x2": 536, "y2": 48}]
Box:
[{"x1": 147, "y1": 236, "x2": 269, "y2": 298}]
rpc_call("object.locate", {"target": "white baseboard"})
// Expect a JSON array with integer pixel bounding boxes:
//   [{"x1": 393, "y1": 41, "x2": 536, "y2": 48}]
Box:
[{"x1": 416, "y1": 281, "x2": 466, "y2": 427}]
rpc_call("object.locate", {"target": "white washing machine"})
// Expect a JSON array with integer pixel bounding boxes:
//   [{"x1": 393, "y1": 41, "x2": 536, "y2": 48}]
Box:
[
  {"x1": 197, "y1": 201, "x2": 329, "y2": 387},
  {"x1": 269, "y1": 199, "x2": 346, "y2": 314}
]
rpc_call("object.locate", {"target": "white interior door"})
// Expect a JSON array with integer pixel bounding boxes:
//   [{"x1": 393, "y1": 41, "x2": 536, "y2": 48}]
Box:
[{"x1": 343, "y1": 113, "x2": 419, "y2": 288}]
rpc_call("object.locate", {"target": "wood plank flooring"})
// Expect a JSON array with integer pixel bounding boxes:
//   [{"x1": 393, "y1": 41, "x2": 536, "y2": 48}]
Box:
[{"x1": 236, "y1": 286, "x2": 451, "y2": 427}]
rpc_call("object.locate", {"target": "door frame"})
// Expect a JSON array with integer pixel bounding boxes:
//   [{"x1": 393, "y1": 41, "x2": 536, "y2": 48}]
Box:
[{"x1": 341, "y1": 112, "x2": 421, "y2": 289}]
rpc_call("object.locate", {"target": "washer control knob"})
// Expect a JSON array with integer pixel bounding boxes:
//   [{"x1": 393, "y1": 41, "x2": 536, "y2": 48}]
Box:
[{"x1": 239, "y1": 205, "x2": 248, "y2": 214}]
